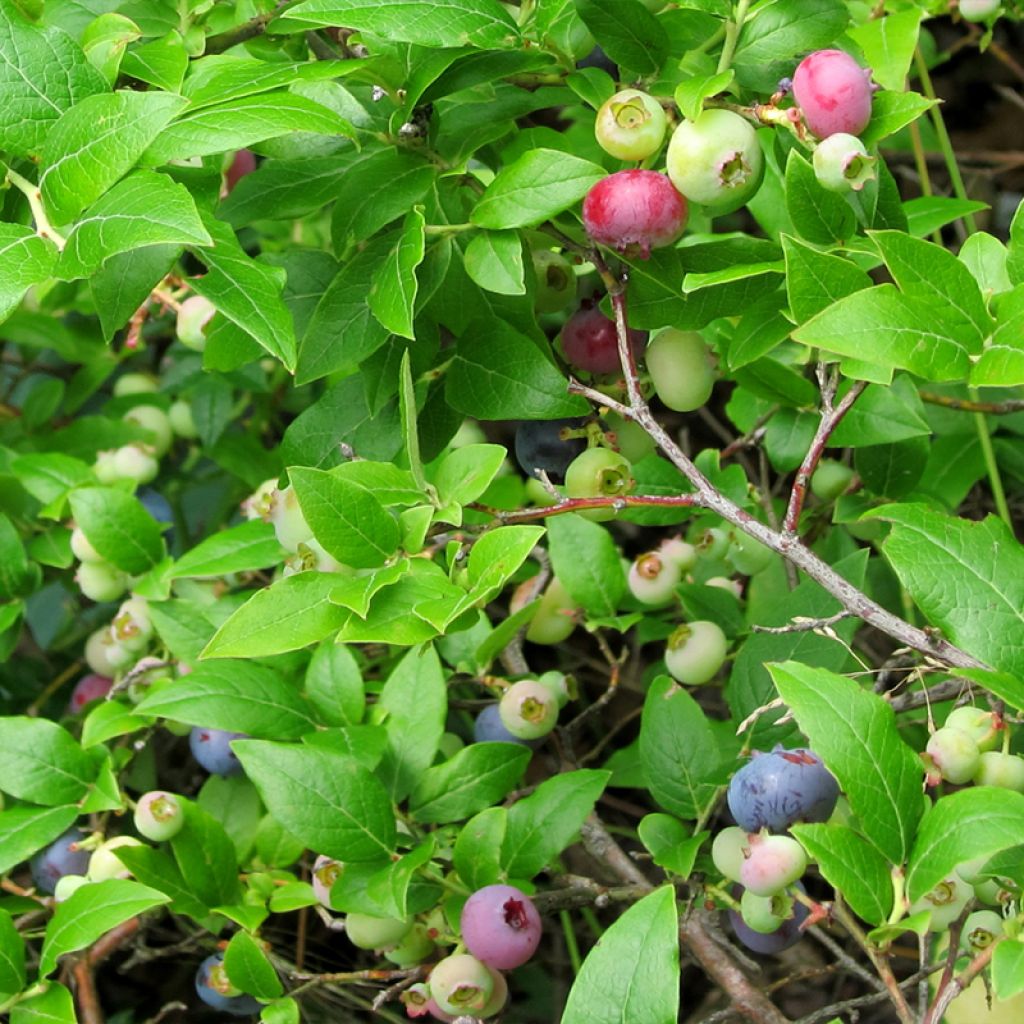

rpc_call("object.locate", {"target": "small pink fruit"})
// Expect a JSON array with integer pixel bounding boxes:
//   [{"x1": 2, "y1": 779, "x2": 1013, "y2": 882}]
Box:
[
  {"x1": 582, "y1": 170, "x2": 687, "y2": 258},
  {"x1": 739, "y1": 834, "x2": 808, "y2": 897},
  {"x1": 793, "y1": 50, "x2": 873, "y2": 139}
]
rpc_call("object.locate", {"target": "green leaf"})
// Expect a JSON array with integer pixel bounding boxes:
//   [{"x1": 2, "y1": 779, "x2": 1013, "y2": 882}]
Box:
[
  {"x1": 120, "y1": 31, "x2": 188, "y2": 92},
  {"x1": 144, "y1": 91, "x2": 354, "y2": 163},
  {"x1": 454, "y1": 806, "x2": 507, "y2": 890},
  {"x1": 260, "y1": 998, "x2": 301, "y2": 1024},
  {"x1": 410, "y1": 743, "x2": 531, "y2": 824},
  {"x1": 296, "y1": 233, "x2": 394, "y2": 385},
  {"x1": 234, "y1": 740, "x2": 396, "y2": 861},
  {"x1": 368, "y1": 206, "x2": 425, "y2": 339},
  {"x1": 463, "y1": 229, "x2": 526, "y2": 296},
  {"x1": 904, "y1": 196, "x2": 989, "y2": 239},
  {"x1": 562, "y1": 886, "x2": 679, "y2": 1024},
  {"x1": 0, "y1": 805, "x2": 78, "y2": 874},
  {"x1": 640, "y1": 677, "x2": 726, "y2": 821},
  {"x1": 992, "y1": 940, "x2": 1024, "y2": 1001},
  {"x1": 10, "y1": 983, "x2": 77, "y2": 1023},
  {"x1": 56, "y1": 170, "x2": 210, "y2": 279},
  {"x1": 546, "y1": 513, "x2": 625, "y2": 617},
  {"x1": 0, "y1": 909, "x2": 25, "y2": 998},
  {"x1": 0, "y1": 225, "x2": 59, "y2": 324},
  {"x1": 465, "y1": 524, "x2": 545, "y2": 605},
  {"x1": 733, "y1": 0, "x2": 849, "y2": 92},
  {"x1": 906, "y1": 788, "x2": 1024, "y2": 902},
  {"x1": 170, "y1": 520, "x2": 285, "y2": 579},
  {"x1": 111, "y1": 844, "x2": 209, "y2": 919},
  {"x1": 0, "y1": 717, "x2": 96, "y2": 805},
  {"x1": 169, "y1": 801, "x2": 242, "y2": 908},
  {"x1": 870, "y1": 230, "x2": 992, "y2": 352},
  {"x1": 867, "y1": 504, "x2": 1024, "y2": 678},
  {"x1": 137, "y1": 661, "x2": 319, "y2": 739},
  {"x1": 638, "y1": 816, "x2": 706, "y2": 877},
  {"x1": 471, "y1": 148, "x2": 606, "y2": 230},
  {"x1": 81, "y1": 13, "x2": 139, "y2": 85},
  {"x1": 501, "y1": 770, "x2": 608, "y2": 879},
  {"x1": 785, "y1": 149, "x2": 856, "y2": 246},
  {"x1": 202, "y1": 573, "x2": 349, "y2": 659},
  {"x1": 447, "y1": 318, "x2": 588, "y2": 420},
  {"x1": 305, "y1": 642, "x2": 364, "y2": 726},
  {"x1": 365, "y1": 839, "x2": 435, "y2": 919},
  {"x1": 960, "y1": 231, "x2": 1013, "y2": 298},
  {"x1": 433, "y1": 444, "x2": 507, "y2": 508},
  {"x1": 847, "y1": 9, "x2": 922, "y2": 92},
  {"x1": 39, "y1": 879, "x2": 170, "y2": 976},
  {"x1": 829, "y1": 376, "x2": 931, "y2": 447},
  {"x1": 792, "y1": 284, "x2": 971, "y2": 384},
  {"x1": 289, "y1": 466, "x2": 399, "y2": 569},
  {"x1": 970, "y1": 284, "x2": 1024, "y2": 387},
  {"x1": 574, "y1": 0, "x2": 668, "y2": 75},
  {"x1": 182, "y1": 55, "x2": 351, "y2": 109},
  {"x1": 190, "y1": 213, "x2": 297, "y2": 372},
  {"x1": 39, "y1": 90, "x2": 187, "y2": 226},
  {"x1": 331, "y1": 149, "x2": 436, "y2": 254},
  {"x1": 90, "y1": 243, "x2": 179, "y2": 340},
  {"x1": 377, "y1": 645, "x2": 447, "y2": 802},
  {"x1": 0, "y1": 0, "x2": 107, "y2": 159},
  {"x1": 225, "y1": 931, "x2": 283, "y2": 999},
  {"x1": 791, "y1": 823, "x2": 893, "y2": 925},
  {"x1": 0, "y1": 514, "x2": 30, "y2": 600},
  {"x1": 860, "y1": 91, "x2": 936, "y2": 147},
  {"x1": 80, "y1": 699, "x2": 149, "y2": 748},
  {"x1": 278, "y1": 0, "x2": 520, "y2": 48},
  {"x1": 769, "y1": 662, "x2": 922, "y2": 865},
  {"x1": 68, "y1": 486, "x2": 164, "y2": 574},
  {"x1": 783, "y1": 234, "x2": 872, "y2": 325},
  {"x1": 674, "y1": 71, "x2": 734, "y2": 124}
]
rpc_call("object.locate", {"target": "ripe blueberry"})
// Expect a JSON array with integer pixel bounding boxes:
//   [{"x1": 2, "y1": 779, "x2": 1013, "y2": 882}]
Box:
[
  {"x1": 514, "y1": 417, "x2": 589, "y2": 483},
  {"x1": 727, "y1": 746, "x2": 840, "y2": 833},
  {"x1": 30, "y1": 827, "x2": 91, "y2": 894},
  {"x1": 189, "y1": 727, "x2": 247, "y2": 777},
  {"x1": 195, "y1": 953, "x2": 262, "y2": 1016}
]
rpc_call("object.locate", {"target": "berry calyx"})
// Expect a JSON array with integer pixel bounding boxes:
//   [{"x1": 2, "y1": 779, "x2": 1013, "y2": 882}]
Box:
[
  {"x1": 582, "y1": 170, "x2": 687, "y2": 258},
  {"x1": 311, "y1": 854, "x2": 343, "y2": 908},
  {"x1": 460, "y1": 884, "x2": 543, "y2": 970},
  {"x1": 594, "y1": 89, "x2": 668, "y2": 161},
  {"x1": 812, "y1": 133, "x2": 877, "y2": 192},
  {"x1": 664, "y1": 620, "x2": 728, "y2": 685},
  {"x1": 793, "y1": 50, "x2": 873, "y2": 139},
  {"x1": 666, "y1": 109, "x2": 764, "y2": 213},
  {"x1": 564, "y1": 447, "x2": 634, "y2": 506},
  {"x1": 909, "y1": 875, "x2": 972, "y2": 929}
]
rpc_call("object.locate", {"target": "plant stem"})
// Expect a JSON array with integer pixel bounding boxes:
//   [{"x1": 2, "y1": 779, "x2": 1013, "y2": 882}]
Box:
[
  {"x1": 559, "y1": 910, "x2": 583, "y2": 973},
  {"x1": 717, "y1": 0, "x2": 751, "y2": 75},
  {"x1": 5, "y1": 167, "x2": 67, "y2": 250}
]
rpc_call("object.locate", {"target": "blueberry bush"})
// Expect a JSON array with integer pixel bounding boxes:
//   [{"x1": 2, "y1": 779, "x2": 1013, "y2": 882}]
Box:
[{"x1": 1, "y1": 0, "x2": 1024, "y2": 1022}]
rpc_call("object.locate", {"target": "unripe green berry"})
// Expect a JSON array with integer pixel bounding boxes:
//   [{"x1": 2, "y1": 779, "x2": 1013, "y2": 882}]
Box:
[
  {"x1": 123, "y1": 405, "x2": 172, "y2": 457},
  {"x1": 741, "y1": 888, "x2": 795, "y2": 934},
  {"x1": 113, "y1": 373, "x2": 159, "y2": 397},
  {"x1": 645, "y1": 328, "x2": 715, "y2": 412},
  {"x1": 974, "y1": 751, "x2": 1024, "y2": 792},
  {"x1": 499, "y1": 680, "x2": 559, "y2": 739},
  {"x1": 594, "y1": 89, "x2": 668, "y2": 161},
  {"x1": 54, "y1": 874, "x2": 89, "y2": 902},
  {"x1": 112, "y1": 443, "x2": 159, "y2": 486},
  {"x1": 664, "y1": 620, "x2": 728, "y2": 685},
  {"x1": 429, "y1": 953, "x2": 494, "y2": 1016},
  {"x1": 946, "y1": 706, "x2": 1001, "y2": 753},
  {"x1": 88, "y1": 837, "x2": 144, "y2": 881},
  {"x1": 133, "y1": 791, "x2": 184, "y2": 841},
  {"x1": 70, "y1": 526, "x2": 104, "y2": 563},
  {"x1": 711, "y1": 826, "x2": 749, "y2": 884},
  {"x1": 176, "y1": 295, "x2": 216, "y2": 351},
  {"x1": 168, "y1": 399, "x2": 199, "y2": 439},
  {"x1": 960, "y1": 910, "x2": 1004, "y2": 953},
  {"x1": 909, "y1": 874, "x2": 972, "y2": 929},
  {"x1": 812, "y1": 133, "x2": 877, "y2": 192},
  {"x1": 810, "y1": 460, "x2": 855, "y2": 501},
  {"x1": 345, "y1": 913, "x2": 413, "y2": 951},
  {"x1": 76, "y1": 561, "x2": 130, "y2": 603}
]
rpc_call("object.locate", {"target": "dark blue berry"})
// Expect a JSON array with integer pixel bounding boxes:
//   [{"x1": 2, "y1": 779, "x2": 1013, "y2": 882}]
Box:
[
  {"x1": 189, "y1": 727, "x2": 247, "y2": 777},
  {"x1": 30, "y1": 827, "x2": 91, "y2": 895},
  {"x1": 514, "y1": 418, "x2": 589, "y2": 483},
  {"x1": 136, "y1": 488, "x2": 174, "y2": 541},
  {"x1": 727, "y1": 746, "x2": 839, "y2": 833}
]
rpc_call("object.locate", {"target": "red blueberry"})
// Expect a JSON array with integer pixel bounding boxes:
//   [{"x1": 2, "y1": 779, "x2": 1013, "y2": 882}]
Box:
[
  {"x1": 582, "y1": 170, "x2": 687, "y2": 258},
  {"x1": 793, "y1": 50, "x2": 873, "y2": 139}
]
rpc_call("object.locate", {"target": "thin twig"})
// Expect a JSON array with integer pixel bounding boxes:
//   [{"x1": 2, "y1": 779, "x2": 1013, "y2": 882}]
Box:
[{"x1": 920, "y1": 390, "x2": 1024, "y2": 414}]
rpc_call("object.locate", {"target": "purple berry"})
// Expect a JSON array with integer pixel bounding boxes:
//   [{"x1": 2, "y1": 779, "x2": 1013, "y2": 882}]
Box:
[
  {"x1": 582, "y1": 170, "x2": 688, "y2": 259},
  {"x1": 727, "y1": 746, "x2": 840, "y2": 833},
  {"x1": 793, "y1": 50, "x2": 873, "y2": 139},
  {"x1": 189, "y1": 727, "x2": 247, "y2": 776},
  {"x1": 30, "y1": 827, "x2": 91, "y2": 895},
  {"x1": 460, "y1": 884, "x2": 542, "y2": 970},
  {"x1": 560, "y1": 302, "x2": 648, "y2": 376},
  {"x1": 195, "y1": 953, "x2": 262, "y2": 1016}
]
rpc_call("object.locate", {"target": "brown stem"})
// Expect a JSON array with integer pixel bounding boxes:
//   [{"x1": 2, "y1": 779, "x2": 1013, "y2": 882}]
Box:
[
  {"x1": 568, "y1": 285, "x2": 986, "y2": 672},
  {"x1": 204, "y1": 0, "x2": 293, "y2": 54},
  {"x1": 920, "y1": 391, "x2": 1024, "y2": 414},
  {"x1": 783, "y1": 371, "x2": 866, "y2": 534},
  {"x1": 925, "y1": 937, "x2": 1001, "y2": 1024},
  {"x1": 473, "y1": 492, "x2": 700, "y2": 524}
]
